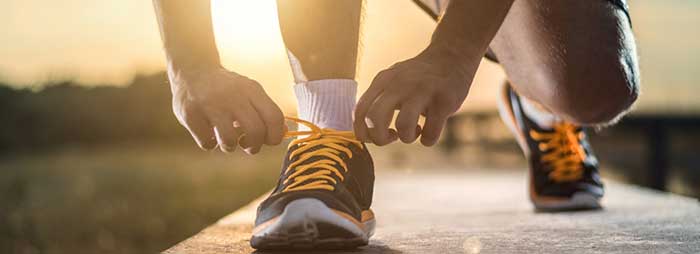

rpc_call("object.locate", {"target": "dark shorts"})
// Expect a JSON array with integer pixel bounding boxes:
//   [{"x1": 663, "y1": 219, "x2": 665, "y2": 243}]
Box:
[{"x1": 412, "y1": 0, "x2": 632, "y2": 63}]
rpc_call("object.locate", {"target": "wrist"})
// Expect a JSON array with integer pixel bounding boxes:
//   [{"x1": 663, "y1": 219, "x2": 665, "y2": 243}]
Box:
[
  {"x1": 418, "y1": 42, "x2": 480, "y2": 75},
  {"x1": 166, "y1": 59, "x2": 224, "y2": 91},
  {"x1": 166, "y1": 59, "x2": 223, "y2": 86},
  {"x1": 167, "y1": 56, "x2": 221, "y2": 72}
]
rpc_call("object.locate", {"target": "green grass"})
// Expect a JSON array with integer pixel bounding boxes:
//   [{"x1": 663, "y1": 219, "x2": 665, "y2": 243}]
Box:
[{"x1": 0, "y1": 142, "x2": 285, "y2": 254}]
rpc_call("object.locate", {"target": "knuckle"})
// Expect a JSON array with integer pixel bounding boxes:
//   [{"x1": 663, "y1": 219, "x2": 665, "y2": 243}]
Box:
[
  {"x1": 376, "y1": 69, "x2": 392, "y2": 78},
  {"x1": 431, "y1": 101, "x2": 456, "y2": 117},
  {"x1": 372, "y1": 71, "x2": 394, "y2": 85},
  {"x1": 248, "y1": 80, "x2": 264, "y2": 91}
]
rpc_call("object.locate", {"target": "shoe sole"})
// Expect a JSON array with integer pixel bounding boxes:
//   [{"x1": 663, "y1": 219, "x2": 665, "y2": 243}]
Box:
[
  {"x1": 250, "y1": 198, "x2": 375, "y2": 250},
  {"x1": 533, "y1": 192, "x2": 602, "y2": 212},
  {"x1": 497, "y1": 82, "x2": 602, "y2": 211}
]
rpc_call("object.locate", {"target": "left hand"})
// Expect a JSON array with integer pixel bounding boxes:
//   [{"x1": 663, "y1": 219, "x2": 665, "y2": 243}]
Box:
[{"x1": 354, "y1": 48, "x2": 479, "y2": 146}]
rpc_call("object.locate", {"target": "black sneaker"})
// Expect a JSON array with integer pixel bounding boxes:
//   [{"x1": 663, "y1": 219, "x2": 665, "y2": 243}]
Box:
[
  {"x1": 498, "y1": 82, "x2": 604, "y2": 211},
  {"x1": 250, "y1": 117, "x2": 375, "y2": 250}
]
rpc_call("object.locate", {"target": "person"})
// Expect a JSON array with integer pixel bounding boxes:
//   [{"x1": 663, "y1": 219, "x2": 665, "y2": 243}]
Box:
[{"x1": 152, "y1": 0, "x2": 639, "y2": 250}]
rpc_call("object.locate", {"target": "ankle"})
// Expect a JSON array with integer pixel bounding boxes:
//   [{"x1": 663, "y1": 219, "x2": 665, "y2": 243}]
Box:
[{"x1": 294, "y1": 79, "x2": 357, "y2": 131}]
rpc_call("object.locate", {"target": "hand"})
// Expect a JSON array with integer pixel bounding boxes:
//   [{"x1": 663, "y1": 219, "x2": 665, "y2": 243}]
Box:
[
  {"x1": 354, "y1": 48, "x2": 478, "y2": 146},
  {"x1": 168, "y1": 65, "x2": 284, "y2": 154}
]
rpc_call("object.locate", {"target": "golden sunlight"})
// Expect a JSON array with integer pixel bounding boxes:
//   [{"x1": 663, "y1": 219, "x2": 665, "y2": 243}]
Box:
[
  {"x1": 0, "y1": 0, "x2": 505, "y2": 113},
  {"x1": 211, "y1": 0, "x2": 285, "y2": 64}
]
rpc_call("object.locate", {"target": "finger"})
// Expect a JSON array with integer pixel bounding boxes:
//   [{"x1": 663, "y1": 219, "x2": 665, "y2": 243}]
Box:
[
  {"x1": 396, "y1": 95, "x2": 428, "y2": 143},
  {"x1": 366, "y1": 94, "x2": 400, "y2": 146},
  {"x1": 180, "y1": 107, "x2": 217, "y2": 150},
  {"x1": 233, "y1": 103, "x2": 267, "y2": 155},
  {"x1": 354, "y1": 70, "x2": 399, "y2": 142},
  {"x1": 213, "y1": 118, "x2": 242, "y2": 152},
  {"x1": 249, "y1": 84, "x2": 285, "y2": 145},
  {"x1": 420, "y1": 108, "x2": 450, "y2": 147}
]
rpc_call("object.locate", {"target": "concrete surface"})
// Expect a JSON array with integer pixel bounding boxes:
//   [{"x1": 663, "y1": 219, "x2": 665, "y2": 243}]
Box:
[{"x1": 164, "y1": 170, "x2": 700, "y2": 254}]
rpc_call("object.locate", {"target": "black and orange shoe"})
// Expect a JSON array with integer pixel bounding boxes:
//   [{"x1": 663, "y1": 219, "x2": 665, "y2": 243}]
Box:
[
  {"x1": 250, "y1": 117, "x2": 375, "y2": 250},
  {"x1": 498, "y1": 82, "x2": 604, "y2": 211}
]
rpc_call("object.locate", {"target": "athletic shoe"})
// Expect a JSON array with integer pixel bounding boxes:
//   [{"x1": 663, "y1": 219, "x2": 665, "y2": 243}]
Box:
[
  {"x1": 250, "y1": 117, "x2": 375, "y2": 250},
  {"x1": 498, "y1": 82, "x2": 604, "y2": 211}
]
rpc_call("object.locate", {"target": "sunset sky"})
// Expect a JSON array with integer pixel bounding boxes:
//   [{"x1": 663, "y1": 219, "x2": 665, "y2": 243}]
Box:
[{"x1": 1, "y1": 0, "x2": 698, "y2": 114}]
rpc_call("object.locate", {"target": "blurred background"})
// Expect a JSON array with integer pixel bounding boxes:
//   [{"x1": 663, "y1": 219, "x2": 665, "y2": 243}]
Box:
[{"x1": 1, "y1": 0, "x2": 698, "y2": 253}]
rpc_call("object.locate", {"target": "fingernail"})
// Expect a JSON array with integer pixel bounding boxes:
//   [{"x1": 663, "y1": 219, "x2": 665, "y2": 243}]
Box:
[
  {"x1": 239, "y1": 135, "x2": 249, "y2": 147},
  {"x1": 244, "y1": 147, "x2": 259, "y2": 155}
]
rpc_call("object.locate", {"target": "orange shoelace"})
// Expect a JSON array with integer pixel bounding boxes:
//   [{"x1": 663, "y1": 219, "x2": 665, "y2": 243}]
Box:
[
  {"x1": 281, "y1": 117, "x2": 363, "y2": 193},
  {"x1": 529, "y1": 123, "x2": 587, "y2": 182}
]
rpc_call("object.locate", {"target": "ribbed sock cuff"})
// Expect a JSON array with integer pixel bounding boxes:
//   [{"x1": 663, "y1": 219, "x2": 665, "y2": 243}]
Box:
[{"x1": 294, "y1": 79, "x2": 357, "y2": 131}]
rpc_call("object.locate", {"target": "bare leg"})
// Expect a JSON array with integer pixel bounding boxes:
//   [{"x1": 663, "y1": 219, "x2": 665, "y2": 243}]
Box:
[
  {"x1": 276, "y1": 0, "x2": 363, "y2": 131},
  {"x1": 489, "y1": 0, "x2": 639, "y2": 125},
  {"x1": 276, "y1": 0, "x2": 362, "y2": 81}
]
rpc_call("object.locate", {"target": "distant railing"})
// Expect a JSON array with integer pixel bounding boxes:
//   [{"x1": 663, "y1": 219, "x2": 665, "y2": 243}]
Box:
[{"x1": 613, "y1": 114, "x2": 700, "y2": 191}]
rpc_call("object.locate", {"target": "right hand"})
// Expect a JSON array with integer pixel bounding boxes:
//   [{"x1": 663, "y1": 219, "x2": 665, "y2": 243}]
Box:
[{"x1": 167, "y1": 65, "x2": 285, "y2": 154}]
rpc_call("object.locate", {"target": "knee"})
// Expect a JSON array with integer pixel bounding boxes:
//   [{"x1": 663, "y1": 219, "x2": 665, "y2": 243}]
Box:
[{"x1": 543, "y1": 55, "x2": 640, "y2": 125}]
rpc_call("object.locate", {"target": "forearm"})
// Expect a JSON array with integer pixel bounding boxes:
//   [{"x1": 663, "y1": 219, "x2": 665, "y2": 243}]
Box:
[
  {"x1": 424, "y1": 0, "x2": 514, "y2": 71},
  {"x1": 152, "y1": 0, "x2": 221, "y2": 69}
]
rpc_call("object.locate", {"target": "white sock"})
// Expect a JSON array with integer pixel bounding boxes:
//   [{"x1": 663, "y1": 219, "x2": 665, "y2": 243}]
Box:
[
  {"x1": 294, "y1": 79, "x2": 357, "y2": 131},
  {"x1": 520, "y1": 97, "x2": 560, "y2": 129}
]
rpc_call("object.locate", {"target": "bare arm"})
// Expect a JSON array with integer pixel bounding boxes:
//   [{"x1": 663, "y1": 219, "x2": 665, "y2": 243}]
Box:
[
  {"x1": 153, "y1": 0, "x2": 220, "y2": 70},
  {"x1": 153, "y1": 0, "x2": 284, "y2": 154},
  {"x1": 354, "y1": 0, "x2": 514, "y2": 146},
  {"x1": 426, "y1": 0, "x2": 514, "y2": 71}
]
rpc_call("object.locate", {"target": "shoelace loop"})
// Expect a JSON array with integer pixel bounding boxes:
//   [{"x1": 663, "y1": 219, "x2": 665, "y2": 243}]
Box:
[
  {"x1": 529, "y1": 123, "x2": 587, "y2": 182},
  {"x1": 281, "y1": 117, "x2": 363, "y2": 192}
]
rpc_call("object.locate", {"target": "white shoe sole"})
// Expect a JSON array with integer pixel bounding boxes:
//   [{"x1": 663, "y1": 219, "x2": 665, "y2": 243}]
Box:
[
  {"x1": 251, "y1": 198, "x2": 375, "y2": 250},
  {"x1": 533, "y1": 192, "x2": 602, "y2": 211}
]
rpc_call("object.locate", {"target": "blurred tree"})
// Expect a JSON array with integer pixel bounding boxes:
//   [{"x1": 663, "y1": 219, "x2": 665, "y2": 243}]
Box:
[{"x1": 0, "y1": 73, "x2": 194, "y2": 153}]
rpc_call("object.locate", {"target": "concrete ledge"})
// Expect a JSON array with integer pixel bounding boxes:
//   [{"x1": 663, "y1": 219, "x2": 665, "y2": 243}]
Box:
[{"x1": 164, "y1": 170, "x2": 700, "y2": 254}]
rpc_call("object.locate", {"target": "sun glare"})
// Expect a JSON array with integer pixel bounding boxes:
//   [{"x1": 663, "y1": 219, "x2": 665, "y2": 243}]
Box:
[{"x1": 211, "y1": 0, "x2": 286, "y2": 65}]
